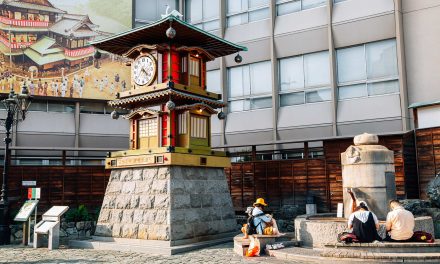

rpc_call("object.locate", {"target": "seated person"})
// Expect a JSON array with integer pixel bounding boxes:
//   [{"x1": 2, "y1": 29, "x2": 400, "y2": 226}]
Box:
[
  {"x1": 385, "y1": 200, "x2": 414, "y2": 242},
  {"x1": 348, "y1": 202, "x2": 381, "y2": 242},
  {"x1": 252, "y1": 198, "x2": 281, "y2": 236}
]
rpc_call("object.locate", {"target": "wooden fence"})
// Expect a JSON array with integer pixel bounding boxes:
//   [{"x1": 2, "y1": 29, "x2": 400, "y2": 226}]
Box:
[
  {"x1": 4, "y1": 166, "x2": 110, "y2": 213},
  {"x1": 415, "y1": 127, "x2": 440, "y2": 199},
  {"x1": 225, "y1": 132, "x2": 419, "y2": 213}
]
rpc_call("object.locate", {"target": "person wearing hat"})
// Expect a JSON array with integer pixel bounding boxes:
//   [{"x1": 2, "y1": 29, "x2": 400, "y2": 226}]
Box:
[{"x1": 252, "y1": 198, "x2": 280, "y2": 236}]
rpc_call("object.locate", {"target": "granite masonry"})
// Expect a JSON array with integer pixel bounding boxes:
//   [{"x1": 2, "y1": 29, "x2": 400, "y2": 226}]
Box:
[
  {"x1": 94, "y1": 166, "x2": 237, "y2": 245},
  {"x1": 341, "y1": 133, "x2": 397, "y2": 219}
]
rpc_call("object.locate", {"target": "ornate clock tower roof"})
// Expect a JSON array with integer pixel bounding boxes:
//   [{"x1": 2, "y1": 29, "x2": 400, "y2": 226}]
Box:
[
  {"x1": 90, "y1": 13, "x2": 247, "y2": 57},
  {"x1": 91, "y1": 12, "x2": 247, "y2": 111}
]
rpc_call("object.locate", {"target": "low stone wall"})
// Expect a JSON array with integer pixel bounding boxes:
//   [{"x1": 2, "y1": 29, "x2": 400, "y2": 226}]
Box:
[
  {"x1": 10, "y1": 220, "x2": 96, "y2": 243},
  {"x1": 295, "y1": 214, "x2": 434, "y2": 248}
]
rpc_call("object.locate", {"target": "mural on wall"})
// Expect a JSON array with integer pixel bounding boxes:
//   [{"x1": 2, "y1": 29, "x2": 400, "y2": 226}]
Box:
[{"x1": 0, "y1": 0, "x2": 132, "y2": 100}]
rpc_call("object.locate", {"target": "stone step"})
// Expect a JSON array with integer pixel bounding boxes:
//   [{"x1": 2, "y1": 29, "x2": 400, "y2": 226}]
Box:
[
  {"x1": 69, "y1": 235, "x2": 234, "y2": 256},
  {"x1": 267, "y1": 247, "x2": 440, "y2": 264},
  {"x1": 321, "y1": 250, "x2": 440, "y2": 262},
  {"x1": 324, "y1": 241, "x2": 440, "y2": 253}
]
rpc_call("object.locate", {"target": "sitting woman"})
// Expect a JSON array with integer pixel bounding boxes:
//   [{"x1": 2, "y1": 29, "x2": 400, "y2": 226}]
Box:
[
  {"x1": 347, "y1": 202, "x2": 381, "y2": 242},
  {"x1": 252, "y1": 198, "x2": 280, "y2": 236}
]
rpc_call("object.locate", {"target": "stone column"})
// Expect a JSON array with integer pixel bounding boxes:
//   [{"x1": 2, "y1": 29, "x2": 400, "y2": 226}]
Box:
[{"x1": 341, "y1": 133, "x2": 396, "y2": 220}]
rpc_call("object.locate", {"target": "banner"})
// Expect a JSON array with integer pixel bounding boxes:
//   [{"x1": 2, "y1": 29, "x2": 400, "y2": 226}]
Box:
[{"x1": 0, "y1": 0, "x2": 132, "y2": 100}]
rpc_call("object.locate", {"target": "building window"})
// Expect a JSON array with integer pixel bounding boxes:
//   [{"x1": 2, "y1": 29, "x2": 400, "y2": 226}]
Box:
[
  {"x1": 279, "y1": 51, "x2": 331, "y2": 107},
  {"x1": 48, "y1": 102, "x2": 75, "y2": 113},
  {"x1": 227, "y1": 0, "x2": 270, "y2": 27},
  {"x1": 190, "y1": 115, "x2": 207, "y2": 138},
  {"x1": 336, "y1": 39, "x2": 399, "y2": 100},
  {"x1": 189, "y1": 56, "x2": 201, "y2": 86},
  {"x1": 80, "y1": 102, "x2": 106, "y2": 114},
  {"x1": 189, "y1": 56, "x2": 200, "y2": 77},
  {"x1": 138, "y1": 118, "x2": 158, "y2": 137},
  {"x1": 206, "y1": 69, "x2": 221, "y2": 94},
  {"x1": 135, "y1": 0, "x2": 178, "y2": 26},
  {"x1": 185, "y1": 0, "x2": 220, "y2": 31},
  {"x1": 276, "y1": 0, "x2": 326, "y2": 16},
  {"x1": 27, "y1": 100, "x2": 48, "y2": 112},
  {"x1": 228, "y1": 61, "x2": 272, "y2": 112},
  {"x1": 178, "y1": 113, "x2": 187, "y2": 134}
]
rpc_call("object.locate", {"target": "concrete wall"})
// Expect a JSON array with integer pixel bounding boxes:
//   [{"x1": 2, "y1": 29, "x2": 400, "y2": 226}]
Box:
[
  {"x1": 417, "y1": 105, "x2": 440, "y2": 129},
  {"x1": 402, "y1": 1, "x2": 440, "y2": 105}
]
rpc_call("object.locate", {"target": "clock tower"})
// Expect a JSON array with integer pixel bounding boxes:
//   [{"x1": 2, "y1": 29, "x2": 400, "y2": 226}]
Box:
[{"x1": 81, "y1": 11, "x2": 247, "y2": 254}]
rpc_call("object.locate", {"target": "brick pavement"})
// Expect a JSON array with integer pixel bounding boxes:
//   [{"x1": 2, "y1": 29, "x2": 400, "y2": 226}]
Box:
[{"x1": 0, "y1": 242, "x2": 311, "y2": 264}]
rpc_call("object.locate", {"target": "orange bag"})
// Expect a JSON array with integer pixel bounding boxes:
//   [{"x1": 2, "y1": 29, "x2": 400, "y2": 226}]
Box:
[{"x1": 246, "y1": 237, "x2": 261, "y2": 257}]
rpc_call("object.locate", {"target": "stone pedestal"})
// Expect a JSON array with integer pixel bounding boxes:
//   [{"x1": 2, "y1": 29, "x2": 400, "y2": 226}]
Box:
[
  {"x1": 341, "y1": 133, "x2": 396, "y2": 220},
  {"x1": 94, "y1": 165, "x2": 237, "y2": 246}
]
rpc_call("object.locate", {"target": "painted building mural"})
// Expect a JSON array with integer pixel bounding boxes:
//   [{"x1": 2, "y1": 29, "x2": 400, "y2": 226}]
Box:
[{"x1": 0, "y1": 0, "x2": 132, "y2": 100}]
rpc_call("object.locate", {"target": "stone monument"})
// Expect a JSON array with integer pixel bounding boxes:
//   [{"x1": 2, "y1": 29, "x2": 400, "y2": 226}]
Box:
[
  {"x1": 341, "y1": 133, "x2": 397, "y2": 219},
  {"x1": 70, "y1": 12, "x2": 247, "y2": 254}
]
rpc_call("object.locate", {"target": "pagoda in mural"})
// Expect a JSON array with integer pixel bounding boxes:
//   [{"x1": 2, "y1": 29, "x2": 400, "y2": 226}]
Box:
[
  {"x1": 0, "y1": 0, "x2": 107, "y2": 73},
  {"x1": 73, "y1": 11, "x2": 247, "y2": 254}
]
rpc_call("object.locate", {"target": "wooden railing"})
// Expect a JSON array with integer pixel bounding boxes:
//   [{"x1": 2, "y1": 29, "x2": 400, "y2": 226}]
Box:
[
  {"x1": 0, "y1": 35, "x2": 33, "y2": 49},
  {"x1": 0, "y1": 16, "x2": 49, "y2": 27}
]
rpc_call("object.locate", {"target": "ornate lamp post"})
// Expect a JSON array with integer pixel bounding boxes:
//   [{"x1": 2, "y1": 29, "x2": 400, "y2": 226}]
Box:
[{"x1": 0, "y1": 85, "x2": 32, "y2": 245}]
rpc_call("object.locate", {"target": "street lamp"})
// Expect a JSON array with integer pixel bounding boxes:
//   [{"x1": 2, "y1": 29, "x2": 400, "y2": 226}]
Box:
[{"x1": 0, "y1": 85, "x2": 32, "y2": 245}]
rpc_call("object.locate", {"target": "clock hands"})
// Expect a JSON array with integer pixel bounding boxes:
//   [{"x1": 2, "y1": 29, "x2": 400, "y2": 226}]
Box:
[{"x1": 134, "y1": 56, "x2": 155, "y2": 85}]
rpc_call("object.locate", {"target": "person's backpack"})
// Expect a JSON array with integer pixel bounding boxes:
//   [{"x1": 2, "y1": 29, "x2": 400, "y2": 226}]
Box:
[
  {"x1": 337, "y1": 232, "x2": 359, "y2": 243},
  {"x1": 245, "y1": 210, "x2": 265, "y2": 235},
  {"x1": 412, "y1": 231, "x2": 435, "y2": 243}
]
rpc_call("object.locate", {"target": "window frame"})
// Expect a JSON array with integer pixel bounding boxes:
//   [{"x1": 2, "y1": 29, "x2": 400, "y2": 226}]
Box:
[
  {"x1": 135, "y1": 0, "x2": 179, "y2": 26},
  {"x1": 278, "y1": 51, "x2": 332, "y2": 107},
  {"x1": 276, "y1": 0, "x2": 326, "y2": 17},
  {"x1": 227, "y1": 61, "x2": 273, "y2": 112},
  {"x1": 336, "y1": 39, "x2": 400, "y2": 101},
  {"x1": 185, "y1": 0, "x2": 220, "y2": 31},
  {"x1": 226, "y1": 0, "x2": 271, "y2": 27},
  {"x1": 138, "y1": 117, "x2": 158, "y2": 138}
]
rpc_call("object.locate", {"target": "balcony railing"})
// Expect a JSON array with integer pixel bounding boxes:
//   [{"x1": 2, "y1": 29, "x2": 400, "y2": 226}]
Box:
[
  {"x1": 64, "y1": 46, "x2": 95, "y2": 57},
  {"x1": 0, "y1": 35, "x2": 33, "y2": 49},
  {"x1": 0, "y1": 16, "x2": 49, "y2": 28}
]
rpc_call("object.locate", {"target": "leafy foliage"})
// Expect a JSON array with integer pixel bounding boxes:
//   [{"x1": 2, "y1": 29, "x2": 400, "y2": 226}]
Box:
[{"x1": 64, "y1": 205, "x2": 92, "y2": 222}]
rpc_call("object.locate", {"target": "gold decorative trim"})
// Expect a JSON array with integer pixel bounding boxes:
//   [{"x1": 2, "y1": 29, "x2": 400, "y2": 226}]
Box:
[
  {"x1": 176, "y1": 46, "x2": 215, "y2": 61},
  {"x1": 123, "y1": 44, "x2": 167, "y2": 59}
]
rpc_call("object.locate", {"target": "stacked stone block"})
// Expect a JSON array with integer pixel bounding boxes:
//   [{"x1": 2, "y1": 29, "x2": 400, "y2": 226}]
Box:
[{"x1": 95, "y1": 166, "x2": 237, "y2": 244}]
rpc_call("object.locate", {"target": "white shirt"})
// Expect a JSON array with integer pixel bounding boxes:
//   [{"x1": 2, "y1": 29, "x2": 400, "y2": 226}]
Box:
[
  {"x1": 348, "y1": 210, "x2": 378, "y2": 226},
  {"x1": 386, "y1": 206, "x2": 414, "y2": 240}
]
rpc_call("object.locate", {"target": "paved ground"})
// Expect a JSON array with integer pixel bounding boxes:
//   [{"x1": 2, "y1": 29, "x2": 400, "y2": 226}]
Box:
[{"x1": 0, "y1": 242, "x2": 311, "y2": 264}]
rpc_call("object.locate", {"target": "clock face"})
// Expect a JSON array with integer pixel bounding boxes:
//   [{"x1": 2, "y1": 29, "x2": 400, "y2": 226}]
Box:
[{"x1": 133, "y1": 55, "x2": 156, "y2": 86}]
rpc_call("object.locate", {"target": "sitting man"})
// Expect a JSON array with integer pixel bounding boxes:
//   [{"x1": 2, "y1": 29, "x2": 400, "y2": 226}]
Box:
[
  {"x1": 385, "y1": 200, "x2": 415, "y2": 242},
  {"x1": 252, "y1": 198, "x2": 280, "y2": 236}
]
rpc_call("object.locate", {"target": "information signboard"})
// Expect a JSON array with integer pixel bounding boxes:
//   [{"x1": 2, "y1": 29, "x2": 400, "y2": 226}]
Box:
[{"x1": 14, "y1": 200, "x2": 39, "y2": 222}]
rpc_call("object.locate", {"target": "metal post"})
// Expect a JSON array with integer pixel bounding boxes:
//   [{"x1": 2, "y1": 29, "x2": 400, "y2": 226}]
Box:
[
  {"x1": 0, "y1": 86, "x2": 31, "y2": 245},
  {"x1": 0, "y1": 107, "x2": 13, "y2": 245}
]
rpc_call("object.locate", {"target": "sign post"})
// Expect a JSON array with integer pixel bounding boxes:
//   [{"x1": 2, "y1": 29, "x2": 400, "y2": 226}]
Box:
[{"x1": 14, "y1": 187, "x2": 40, "y2": 246}]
